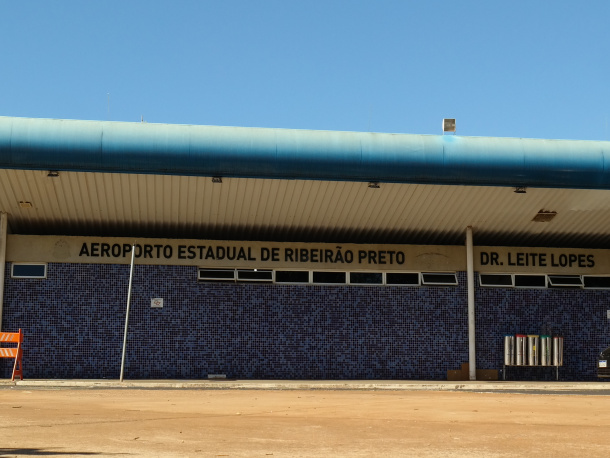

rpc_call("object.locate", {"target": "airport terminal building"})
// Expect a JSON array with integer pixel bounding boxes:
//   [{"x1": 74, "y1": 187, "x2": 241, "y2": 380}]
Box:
[{"x1": 1, "y1": 116, "x2": 610, "y2": 381}]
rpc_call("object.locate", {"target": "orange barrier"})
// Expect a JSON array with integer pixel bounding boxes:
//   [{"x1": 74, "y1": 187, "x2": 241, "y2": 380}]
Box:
[{"x1": 0, "y1": 329, "x2": 24, "y2": 381}]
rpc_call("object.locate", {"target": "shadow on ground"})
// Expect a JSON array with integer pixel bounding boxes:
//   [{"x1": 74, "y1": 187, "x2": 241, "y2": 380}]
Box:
[{"x1": 0, "y1": 449, "x2": 129, "y2": 456}]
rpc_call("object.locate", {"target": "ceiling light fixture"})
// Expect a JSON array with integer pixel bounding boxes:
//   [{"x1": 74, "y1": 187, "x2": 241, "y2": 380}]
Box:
[
  {"x1": 47, "y1": 171, "x2": 59, "y2": 177},
  {"x1": 212, "y1": 177, "x2": 222, "y2": 184},
  {"x1": 532, "y1": 210, "x2": 557, "y2": 223},
  {"x1": 368, "y1": 182, "x2": 380, "y2": 189},
  {"x1": 514, "y1": 186, "x2": 527, "y2": 194}
]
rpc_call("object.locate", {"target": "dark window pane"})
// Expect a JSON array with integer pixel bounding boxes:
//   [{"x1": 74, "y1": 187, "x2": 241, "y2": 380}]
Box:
[
  {"x1": 386, "y1": 273, "x2": 420, "y2": 285},
  {"x1": 584, "y1": 276, "x2": 610, "y2": 289},
  {"x1": 312, "y1": 271, "x2": 346, "y2": 284},
  {"x1": 198, "y1": 269, "x2": 235, "y2": 280},
  {"x1": 480, "y1": 274, "x2": 513, "y2": 287},
  {"x1": 237, "y1": 269, "x2": 273, "y2": 281},
  {"x1": 514, "y1": 275, "x2": 546, "y2": 288},
  {"x1": 12, "y1": 264, "x2": 46, "y2": 278},
  {"x1": 421, "y1": 273, "x2": 458, "y2": 285},
  {"x1": 275, "y1": 271, "x2": 309, "y2": 283},
  {"x1": 350, "y1": 272, "x2": 383, "y2": 284},
  {"x1": 548, "y1": 275, "x2": 582, "y2": 287}
]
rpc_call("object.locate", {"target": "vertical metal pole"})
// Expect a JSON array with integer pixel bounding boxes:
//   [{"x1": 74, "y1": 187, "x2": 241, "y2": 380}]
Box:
[
  {"x1": 0, "y1": 212, "x2": 7, "y2": 331},
  {"x1": 120, "y1": 243, "x2": 136, "y2": 382},
  {"x1": 466, "y1": 226, "x2": 476, "y2": 381}
]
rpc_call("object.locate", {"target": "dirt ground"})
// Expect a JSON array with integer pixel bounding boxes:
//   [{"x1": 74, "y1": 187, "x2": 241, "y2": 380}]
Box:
[{"x1": 0, "y1": 388, "x2": 608, "y2": 457}]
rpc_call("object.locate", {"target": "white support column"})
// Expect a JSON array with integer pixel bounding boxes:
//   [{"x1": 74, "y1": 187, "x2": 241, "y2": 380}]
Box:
[
  {"x1": 0, "y1": 212, "x2": 7, "y2": 331},
  {"x1": 466, "y1": 226, "x2": 476, "y2": 381}
]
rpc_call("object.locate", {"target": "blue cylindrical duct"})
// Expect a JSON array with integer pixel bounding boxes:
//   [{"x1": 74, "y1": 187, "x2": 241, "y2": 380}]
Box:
[{"x1": 1, "y1": 116, "x2": 610, "y2": 189}]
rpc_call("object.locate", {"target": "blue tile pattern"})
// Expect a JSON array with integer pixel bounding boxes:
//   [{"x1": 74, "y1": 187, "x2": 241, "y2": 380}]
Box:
[
  {"x1": 2, "y1": 264, "x2": 609, "y2": 381},
  {"x1": 1, "y1": 263, "x2": 468, "y2": 379},
  {"x1": 476, "y1": 286, "x2": 610, "y2": 381}
]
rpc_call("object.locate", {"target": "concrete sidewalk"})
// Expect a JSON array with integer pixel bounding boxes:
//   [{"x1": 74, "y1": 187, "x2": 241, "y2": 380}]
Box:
[{"x1": 1, "y1": 378, "x2": 609, "y2": 391}]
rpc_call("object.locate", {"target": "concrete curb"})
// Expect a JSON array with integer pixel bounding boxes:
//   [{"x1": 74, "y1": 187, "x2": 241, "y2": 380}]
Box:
[{"x1": 1, "y1": 379, "x2": 609, "y2": 392}]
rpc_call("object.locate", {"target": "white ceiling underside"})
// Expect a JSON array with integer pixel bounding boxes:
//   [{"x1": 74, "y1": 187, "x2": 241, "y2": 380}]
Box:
[{"x1": 1, "y1": 168, "x2": 610, "y2": 248}]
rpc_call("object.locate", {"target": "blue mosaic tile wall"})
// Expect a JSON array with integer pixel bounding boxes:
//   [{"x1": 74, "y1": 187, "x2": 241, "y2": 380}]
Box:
[
  {"x1": 2, "y1": 264, "x2": 609, "y2": 381},
  {"x1": 1, "y1": 263, "x2": 468, "y2": 380},
  {"x1": 476, "y1": 287, "x2": 610, "y2": 381}
]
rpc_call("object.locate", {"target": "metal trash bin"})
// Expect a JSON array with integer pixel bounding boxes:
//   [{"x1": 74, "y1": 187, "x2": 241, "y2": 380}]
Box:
[
  {"x1": 540, "y1": 335, "x2": 551, "y2": 366},
  {"x1": 516, "y1": 334, "x2": 527, "y2": 365},
  {"x1": 504, "y1": 334, "x2": 515, "y2": 366},
  {"x1": 598, "y1": 347, "x2": 610, "y2": 378},
  {"x1": 527, "y1": 335, "x2": 539, "y2": 366},
  {"x1": 552, "y1": 336, "x2": 564, "y2": 366}
]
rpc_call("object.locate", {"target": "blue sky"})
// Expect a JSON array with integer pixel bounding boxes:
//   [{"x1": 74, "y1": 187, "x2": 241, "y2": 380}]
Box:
[{"x1": 1, "y1": 1, "x2": 609, "y2": 140}]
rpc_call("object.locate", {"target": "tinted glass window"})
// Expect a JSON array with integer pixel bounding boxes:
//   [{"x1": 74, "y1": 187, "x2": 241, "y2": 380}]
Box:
[
  {"x1": 12, "y1": 264, "x2": 46, "y2": 278},
  {"x1": 479, "y1": 274, "x2": 513, "y2": 287},
  {"x1": 275, "y1": 271, "x2": 310, "y2": 283},
  {"x1": 350, "y1": 272, "x2": 383, "y2": 284},
  {"x1": 514, "y1": 275, "x2": 546, "y2": 288},
  {"x1": 386, "y1": 273, "x2": 420, "y2": 285},
  {"x1": 312, "y1": 271, "x2": 346, "y2": 284},
  {"x1": 198, "y1": 269, "x2": 235, "y2": 280},
  {"x1": 584, "y1": 276, "x2": 610, "y2": 289},
  {"x1": 237, "y1": 270, "x2": 273, "y2": 281},
  {"x1": 421, "y1": 273, "x2": 458, "y2": 285},
  {"x1": 548, "y1": 275, "x2": 583, "y2": 287}
]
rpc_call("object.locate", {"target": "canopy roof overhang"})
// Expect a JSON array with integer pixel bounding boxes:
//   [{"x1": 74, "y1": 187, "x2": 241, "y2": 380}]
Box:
[{"x1": 2, "y1": 116, "x2": 610, "y2": 248}]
